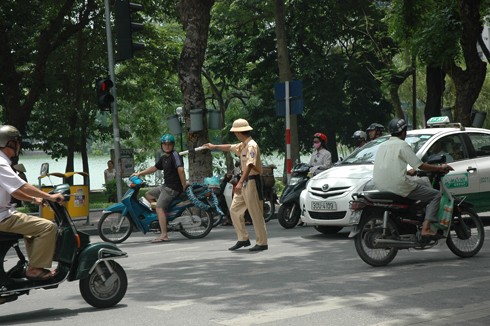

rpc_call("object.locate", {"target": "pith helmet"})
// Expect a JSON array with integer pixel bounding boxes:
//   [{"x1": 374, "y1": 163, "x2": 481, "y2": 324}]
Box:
[{"x1": 230, "y1": 119, "x2": 253, "y2": 132}]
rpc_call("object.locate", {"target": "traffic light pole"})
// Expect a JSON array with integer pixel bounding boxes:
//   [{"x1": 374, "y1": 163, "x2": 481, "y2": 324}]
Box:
[{"x1": 104, "y1": 0, "x2": 123, "y2": 201}]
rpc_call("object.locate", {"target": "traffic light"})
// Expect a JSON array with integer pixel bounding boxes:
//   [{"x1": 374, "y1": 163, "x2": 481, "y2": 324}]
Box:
[
  {"x1": 114, "y1": 0, "x2": 145, "y2": 62},
  {"x1": 96, "y1": 78, "x2": 114, "y2": 110}
]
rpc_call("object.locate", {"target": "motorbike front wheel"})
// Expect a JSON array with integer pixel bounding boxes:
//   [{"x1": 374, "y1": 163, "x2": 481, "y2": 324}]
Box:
[
  {"x1": 263, "y1": 192, "x2": 276, "y2": 223},
  {"x1": 79, "y1": 261, "x2": 127, "y2": 308},
  {"x1": 278, "y1": 202, "x2": 301, "y2": 229},
  {"x1": 446, "y1": 207, "x2": 484, "y2": 258},
  {"x1": 354, "y1": 212, "x2": 398, "y2": 267},
  {"x1": 98, "y1": 213, "x2": 133, "y2": 244},
  {"x1": 179, "y1": 207, "x2": 213, "y2": 239}
]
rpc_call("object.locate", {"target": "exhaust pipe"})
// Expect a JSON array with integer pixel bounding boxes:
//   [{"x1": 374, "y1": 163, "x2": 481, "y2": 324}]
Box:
[{"x1": 374, "y1": 238, "x2": 416, "y2": 249}]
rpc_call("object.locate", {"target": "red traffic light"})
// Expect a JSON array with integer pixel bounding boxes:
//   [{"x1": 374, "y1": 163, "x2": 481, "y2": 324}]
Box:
[{"x1": 96, "y1": 78, "x2": 114, "y2": 110}]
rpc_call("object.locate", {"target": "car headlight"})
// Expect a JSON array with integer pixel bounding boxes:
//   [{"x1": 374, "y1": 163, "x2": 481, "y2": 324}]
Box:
[{"x1": 362, "y1": 179, "x2": 377, "y2": 191}]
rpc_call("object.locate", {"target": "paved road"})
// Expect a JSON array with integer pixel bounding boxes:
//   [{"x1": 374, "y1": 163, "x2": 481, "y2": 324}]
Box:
[{"x1": 2, "y1": 219, "x2": 490, "y2": 325}]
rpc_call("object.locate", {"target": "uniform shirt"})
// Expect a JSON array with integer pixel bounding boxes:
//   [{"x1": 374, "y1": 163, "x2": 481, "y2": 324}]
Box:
[
  {"x1": 373, "y1": 136, "x2": 423, "y2": 197},
  {"x1": 155, "y1": 150, "x2": 184, "y2": 192},
  {"x1": 230, "y1": 137, "x2": 262, "y2": 176},
  {"x1": 0, "y1": 151, "x2": 25, "y2": 221},
  {"x1": 309, "y1": 148, "x2": 332, "y2": 175}
]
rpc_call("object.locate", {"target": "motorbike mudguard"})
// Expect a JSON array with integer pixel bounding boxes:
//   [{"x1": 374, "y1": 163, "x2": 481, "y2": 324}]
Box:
[
  {"x1": 348, "y1": 225, "x2": 360, "y2": 238},
  {"x1": 73, "y1": 242, "x2": 127, "y2": 280},
  {"x1": 102, "y1": 202, "x2": 126, "y2": 213}
]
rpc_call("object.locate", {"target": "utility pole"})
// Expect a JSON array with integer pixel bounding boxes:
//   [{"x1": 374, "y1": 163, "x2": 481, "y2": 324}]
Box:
[{"x1": 104, "y1": 0, "x2": 123, "y2": 201}]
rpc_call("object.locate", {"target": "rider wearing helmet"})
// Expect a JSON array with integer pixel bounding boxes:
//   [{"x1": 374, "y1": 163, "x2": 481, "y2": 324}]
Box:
[
  {"x1": 309, "y1": 132, "x2": 332, "y2": 175},
  {"x1": 373, "y1": 118, "x2": 454, "y2": 238},
  {"x1": 0, "y1": 125, "x2": 64, "y2": 281},
  {"x1": 352, "y1": 130, "x2": 367, "y2": 148},
  {"x1": 366, "y1": 123, "x2": 385, "y2": 141},
  {"x1": 133, "y1": 133, "x2": 187, "y2": 243}
]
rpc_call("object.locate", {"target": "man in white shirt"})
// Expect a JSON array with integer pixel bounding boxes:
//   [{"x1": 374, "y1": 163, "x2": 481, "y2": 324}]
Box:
[
  {"x1": 0, "y1": 125, "x2": 64, "y2": 281},
  {"x1": 373, "y1": 119, "x2": 453, "y2": 237}
]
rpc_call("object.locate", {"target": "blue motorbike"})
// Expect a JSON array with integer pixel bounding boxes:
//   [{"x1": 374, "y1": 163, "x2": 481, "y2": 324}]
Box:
[{"x1": 97, "y1": 177, "x2": 219, "y2": 243}]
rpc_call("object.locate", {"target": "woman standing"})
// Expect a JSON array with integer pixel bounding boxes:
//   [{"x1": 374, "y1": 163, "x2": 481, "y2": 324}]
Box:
[{"x1": 104, "y1": 160, "x2": 116, "y2": 184}]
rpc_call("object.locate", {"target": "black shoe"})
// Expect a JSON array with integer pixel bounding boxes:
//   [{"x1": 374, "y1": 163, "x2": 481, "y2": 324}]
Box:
[
  {"x1": 249, "y1": 244, "x2": 268, "y2": 252},
  {"x1": 228, "y1": 240, "x2": 251, "y2": 251}
]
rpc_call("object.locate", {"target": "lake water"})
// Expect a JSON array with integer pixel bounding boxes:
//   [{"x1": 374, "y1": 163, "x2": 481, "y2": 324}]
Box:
[{"x1": 19, "y1": 151, "x2": 307, "y2": 190}]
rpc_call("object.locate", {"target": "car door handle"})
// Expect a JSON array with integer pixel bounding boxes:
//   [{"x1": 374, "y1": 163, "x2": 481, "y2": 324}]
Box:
[{"x1": 467, "y1": 167, "x2": 477, "y2": 173}]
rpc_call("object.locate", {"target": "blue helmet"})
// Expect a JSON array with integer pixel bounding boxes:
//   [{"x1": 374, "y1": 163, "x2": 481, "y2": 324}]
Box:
[{"x1": 160, "y1": 134, "x2": 175, "y2": 144}]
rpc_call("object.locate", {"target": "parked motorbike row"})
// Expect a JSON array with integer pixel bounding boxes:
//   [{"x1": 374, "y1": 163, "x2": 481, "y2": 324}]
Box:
[{"x1": 210, "y1": 164, "x2": 277, "y2": 227}]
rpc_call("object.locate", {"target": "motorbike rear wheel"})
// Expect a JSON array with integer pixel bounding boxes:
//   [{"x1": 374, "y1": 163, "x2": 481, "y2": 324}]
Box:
[
  {"x1": 79, "y1": 261, "x2": 127, "y2": 308},
  {"x1": 278, "y1": 203, "x2": 301, "y2": 229},
  {"x1": 446, "y1": 207, "x2": 484, "y2": 258},
  {"x1": 179, "y1": 206, "x2": 213, "y2": 239},
  {"x1": 354, "y1": 212, "x2": 398, "y2": 266},
  {"x1": 98, "y1": 213, "x2": 133, "y2": 244}
]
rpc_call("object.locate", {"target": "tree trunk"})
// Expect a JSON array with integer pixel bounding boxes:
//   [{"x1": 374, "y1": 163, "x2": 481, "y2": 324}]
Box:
[
  {"x1": 425, "y1": 65, "x2": 446, "y2": 122},
  {"x1": 274, "y1": 0, "x2": 300, "y2": 180},
  {"x1": 387, "y1": 67, "x2": 415, "y2": 119},
  {"x1": 443, "y1": 0, "x2": 486, "y2": 126},
  {"x1": 178, "y1": 0, "x2": 214, "y2": 182}
]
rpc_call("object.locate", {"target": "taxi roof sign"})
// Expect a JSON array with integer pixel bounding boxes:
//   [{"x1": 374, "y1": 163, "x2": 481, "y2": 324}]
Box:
[
  {"x1": 427, "y1": 116, "x2": 451, "y2": 125},
  {"x1": 426, "y1": 116, "x2": 465, "y2": 130}
]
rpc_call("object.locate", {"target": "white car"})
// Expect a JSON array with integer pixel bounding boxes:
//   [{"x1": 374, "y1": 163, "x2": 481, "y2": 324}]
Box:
[{"x1": 300, "y1": 118, "x2": 490, "y2": 235}]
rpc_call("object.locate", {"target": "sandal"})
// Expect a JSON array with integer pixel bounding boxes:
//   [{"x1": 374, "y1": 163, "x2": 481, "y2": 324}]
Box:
[
  {"x1": 151, "y1": 238, "x2": 170, "y2": 243},
  {"x1": 26, "y1": 269, "x2": 55, "y2": 281}
]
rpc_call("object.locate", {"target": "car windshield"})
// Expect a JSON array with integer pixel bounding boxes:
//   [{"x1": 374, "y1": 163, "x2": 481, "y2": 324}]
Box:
[{"x1": 339, "y1": 134, "x2": 434, "y2": 165}]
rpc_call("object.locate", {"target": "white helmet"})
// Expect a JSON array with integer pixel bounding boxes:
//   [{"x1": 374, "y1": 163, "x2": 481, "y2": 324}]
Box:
[{"x1": 0, "y1": 125, "x2": 21, "y2": 148}]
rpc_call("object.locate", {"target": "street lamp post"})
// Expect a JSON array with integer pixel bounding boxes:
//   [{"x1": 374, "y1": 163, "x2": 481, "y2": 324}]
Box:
[{"x1": 175, "y1": 106, "x2": 184, "y2": 152}]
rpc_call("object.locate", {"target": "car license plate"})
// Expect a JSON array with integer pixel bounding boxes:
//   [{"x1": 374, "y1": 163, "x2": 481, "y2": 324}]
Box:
[{"x1": 311, "y1": 201, "x2": 337, "y2": 211}]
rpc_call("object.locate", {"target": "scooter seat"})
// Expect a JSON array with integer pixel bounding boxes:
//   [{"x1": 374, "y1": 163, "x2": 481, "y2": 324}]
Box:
[
  {"x1": 361, "y1": 191, "x2": 416, "y2": 205},
  {"x1": 0, "y1": 231, "x2": 23, "y2": 241}
]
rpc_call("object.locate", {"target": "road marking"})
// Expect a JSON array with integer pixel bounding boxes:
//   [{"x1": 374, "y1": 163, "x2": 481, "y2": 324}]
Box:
[
  {"x1": 216, "y1": 275, "x2": 490, "y2": 325},
  {"x1": 146, "y1": 300, "x2": 195, "y2": 311},
  {"x1": 373, "y1": 300, "x2": 490, "y2": 325}
]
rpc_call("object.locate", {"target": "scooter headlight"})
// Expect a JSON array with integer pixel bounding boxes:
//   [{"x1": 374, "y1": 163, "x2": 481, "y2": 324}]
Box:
[{"x1": 289, "y1": 176, "x2": 302, "y2": 186}]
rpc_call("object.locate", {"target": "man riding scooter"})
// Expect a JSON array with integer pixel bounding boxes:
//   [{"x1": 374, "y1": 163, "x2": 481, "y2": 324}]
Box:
[{"x1": 0, "y1": 125, "x2": 64, "y2": 281}]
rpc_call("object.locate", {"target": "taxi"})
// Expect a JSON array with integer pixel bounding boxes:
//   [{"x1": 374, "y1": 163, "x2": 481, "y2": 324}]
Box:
[{"x1": 300, "y1": 117, "x2": 490, "y2": 234}]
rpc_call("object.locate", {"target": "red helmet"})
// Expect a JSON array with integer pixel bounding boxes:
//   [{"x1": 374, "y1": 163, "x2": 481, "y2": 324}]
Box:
[{"x1": 313, "y1": 132, "x2": 327, "y2": 143}]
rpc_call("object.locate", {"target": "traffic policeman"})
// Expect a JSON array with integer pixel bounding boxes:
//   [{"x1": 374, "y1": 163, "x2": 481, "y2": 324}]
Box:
[{"x1": 203, "y1": 119, "x2": 268, "y2": 251}]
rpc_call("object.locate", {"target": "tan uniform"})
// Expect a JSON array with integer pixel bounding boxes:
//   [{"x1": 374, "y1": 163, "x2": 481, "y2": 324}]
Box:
[{"x1": 229, "y1": 137, "x2": 268, "y2": 246}]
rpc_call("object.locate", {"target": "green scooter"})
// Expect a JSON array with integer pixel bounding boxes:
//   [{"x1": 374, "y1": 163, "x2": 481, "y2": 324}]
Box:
[{"x1": 0, "y1": 184, "x2": 128, "y2": 308}]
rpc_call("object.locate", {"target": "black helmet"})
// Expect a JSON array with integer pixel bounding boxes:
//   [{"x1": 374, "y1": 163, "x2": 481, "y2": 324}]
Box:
[
  {"x1": 388, "y1": 118, "x2": 407, "y2": 135},
  {"x1": 0, "y1": 125, "x2": 21, "y2": 148},
  {"x1": 352, "y1": 130, "x2": 367, "y2": 141},
  {"x1": 366, "y1": 123, "x2": 385, "y2": 132}
]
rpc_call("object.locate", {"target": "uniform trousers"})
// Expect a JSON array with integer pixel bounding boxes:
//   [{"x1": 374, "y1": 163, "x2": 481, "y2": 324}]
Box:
[
  {"x1": 0, "y1": 212, "x2": 57, "y2": 268},
  {"x1": 230, "y1": 179, "x2": 268, "y2": 246}
]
